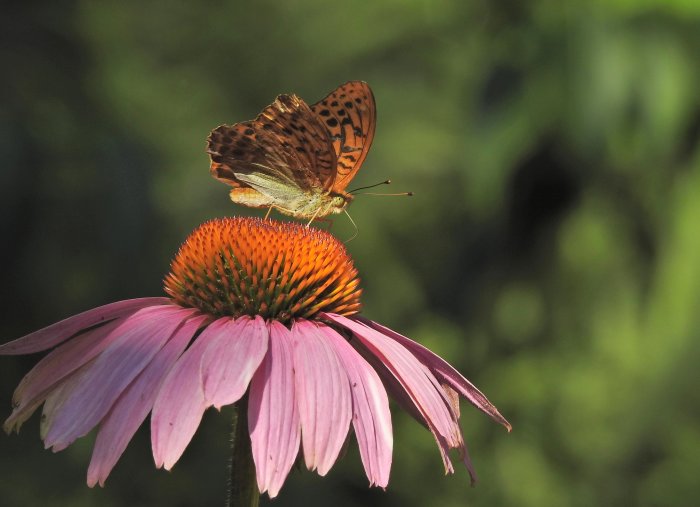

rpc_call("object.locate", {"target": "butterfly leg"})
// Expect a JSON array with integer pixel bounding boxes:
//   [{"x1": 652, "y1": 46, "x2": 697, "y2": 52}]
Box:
[
  {"x1": 342, "y1": 209, "x2": 358, "y2": 242},
  {"x1": 264, "y1": 206, "x2": 274, "y2": 221},
  {"x1": 305, "y1": 207, "x2": 323, "y2": 228}
]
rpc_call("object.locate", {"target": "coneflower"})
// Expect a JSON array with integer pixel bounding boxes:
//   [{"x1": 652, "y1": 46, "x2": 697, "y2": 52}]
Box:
[{"x1": 1, "y1": 217, "x2": 510, "y2": 502}]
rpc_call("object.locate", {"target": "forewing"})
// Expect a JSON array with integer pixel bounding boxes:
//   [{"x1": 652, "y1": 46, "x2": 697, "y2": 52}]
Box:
[
  {"x1": 258, "y1": 95, "x2": 337, "y2": 188},
  {"x1": 207, "y1": 94, "x2": 336, "y2": 194},
  {"x1": 310, "y1": 81, "x2": 376, "y2": 192}
]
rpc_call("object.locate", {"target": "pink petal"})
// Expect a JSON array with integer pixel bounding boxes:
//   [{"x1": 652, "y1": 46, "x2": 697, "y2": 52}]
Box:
[
  {"x1": 358, "y1": 348, "x2": 427, "y2": 428},
  {"x1": 43, "y1": 306, "x2": 196, "y2": 451},
  {"x1": 201, "y1": 316, "x2": 268, "y2": 410},
  {"x1": 350, "y1": 346, "x2": 480, "y2": 483},
  {"x1": 320, "y1": 324, "x2": 392, "y2": 488},
  {"x1": 3, "y1": 319, "x2": 122, "y2": 434},
  {"x1": 361, "y1": 317, "x2": 511, "y2": 431},
  {"x1": 325, "y1": 314, "x2": 464, "y2": 476},
  {"x1": 0, "y1": 298, "x2": 169, "y2": 355},
  {"x1": 291, "y1": 320, "x2": 351, "y2": 476},
  {"x1": 40, "y1": 364, "x2": 94, "y2": 444},
  {"x1": 248, "y1": 321, "x2": 300, "y2": 498},
  {"x1": 87, "y1": 315, "x2": 207, "y2": 487},
  {"x1": 151, "y1": 316, "x2": 231, "y2": 469}
]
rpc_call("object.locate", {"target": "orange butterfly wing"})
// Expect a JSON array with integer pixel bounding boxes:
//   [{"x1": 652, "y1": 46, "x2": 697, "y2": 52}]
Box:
[
  {"x1": 207, "y1": 94, "x2": 336, "y2": 198},
  {"x1": 310, "y1": 81, "x2": 376, "y2": 193}
]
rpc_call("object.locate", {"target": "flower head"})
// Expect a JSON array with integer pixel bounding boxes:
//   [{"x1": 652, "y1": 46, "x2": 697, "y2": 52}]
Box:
[
  {"x1": 164, "y1": 217, "x2": 361, "y2": 321},
  {"x1": 1, "y1": 217, "x2": 510, "y2": 497}
]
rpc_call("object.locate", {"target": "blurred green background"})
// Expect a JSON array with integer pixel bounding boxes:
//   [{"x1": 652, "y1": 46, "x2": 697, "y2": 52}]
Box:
[{"x1": 2, "y1": 1, "x2": 699, "y2": 506}]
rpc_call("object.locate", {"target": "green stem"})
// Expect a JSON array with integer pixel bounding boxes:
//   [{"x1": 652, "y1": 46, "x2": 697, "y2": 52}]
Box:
[{"x1": 227, "y1": 395, "x2": 259, "y2": 507}]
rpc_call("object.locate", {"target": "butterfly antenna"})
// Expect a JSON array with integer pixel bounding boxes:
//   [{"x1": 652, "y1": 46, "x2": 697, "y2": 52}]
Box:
[
  {"x1": 343, "y1": 209, "x2": 359, "y2": 243},
  {"x1": 350, "y1": 179, "x2": 413, "y2": 197},
  {"x1": 357, "y1": 191, "x2": 414, "y2": 197},
  {"x1": 348, "y1": 180, "x2": 392, "y2": 194}
]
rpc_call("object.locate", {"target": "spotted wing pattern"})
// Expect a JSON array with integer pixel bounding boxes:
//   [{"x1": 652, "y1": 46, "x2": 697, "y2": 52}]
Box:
[
  {"x1": 310, "y1": 81, "x2": 376, "y2": 192},
  {"x1": 207, "y1": 94, "x2": 336, "y2": 201}
]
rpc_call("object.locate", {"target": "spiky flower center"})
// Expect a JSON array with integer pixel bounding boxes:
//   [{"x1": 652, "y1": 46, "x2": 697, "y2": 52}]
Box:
[{"x1": 164, "y1": 218, "x2": 362, "y2": 323}]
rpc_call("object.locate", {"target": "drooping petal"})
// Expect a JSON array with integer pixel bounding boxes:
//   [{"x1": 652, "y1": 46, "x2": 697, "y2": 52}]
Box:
[
  {"x1": 292, "y1": 320, "x2": 352, "y2": 476},
  {"x1": 326, "y1": 314, "x2": 464, "y2": 475},
  {"x1": 0, "y1": 298, "x2": 169, "y2": 355},
  {"x1": 87, "y1": 315, "x2": 207, "y2": 487},
  {"x1": 361, "y1": 317, "x2": 511, "y2": 431},
  {"x1": 343, "y1": 332, "x2": 477, "y2": 480},
  {"x1": 248, "y1": 321, "x2": 300, "y2": 498},
  {"x1": 3, "y1": 319, "x2": 122, "y2": 434},
  {"x1": 358, "y1": 348, "x2": 428, "y2": 429},
  {"x1": 43, "y1": 306, "x2": 196, "y2": 451},
  {"x1": 319, "y1": 324, "x2": 392, "y2": 488},
  {"x1": 201, "y1": 316, "x2": 268, "y2": 410},
  {"x1": 356, "y1": 343, "x2": 480, "y2": 486},
  {"x1": 151, "y1": 316, "x2": 230, "y2": 469},
  {"x1": 40, "y1": 363, "x2": 94, "y2": 441}
]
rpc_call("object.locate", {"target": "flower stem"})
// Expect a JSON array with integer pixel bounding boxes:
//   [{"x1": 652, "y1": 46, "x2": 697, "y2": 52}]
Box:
[{"x1": 227, "y1": 395, "x2": 259, "y2": 507}]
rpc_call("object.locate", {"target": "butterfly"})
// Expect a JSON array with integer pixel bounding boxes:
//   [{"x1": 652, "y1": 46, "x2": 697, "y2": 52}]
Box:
[{"x1": 206, "y1": 81, "x2": 376, "y2": 221}]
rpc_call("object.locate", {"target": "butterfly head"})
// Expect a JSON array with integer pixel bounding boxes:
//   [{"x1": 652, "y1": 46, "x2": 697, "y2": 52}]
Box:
[
  {"x1": 328, "y1": 191, "x2": 353, "y2": 214},
  {"x1": 306, "y1": 191, "x2": 352, "y2": 218}
]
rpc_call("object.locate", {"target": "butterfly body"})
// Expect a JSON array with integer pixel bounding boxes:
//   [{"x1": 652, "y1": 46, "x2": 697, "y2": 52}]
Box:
[
  {"x1": 207, "y1": 81, "x2": 375, "y2": 220},
  {"x1": 226, "y1": 182, "x2": 351, "y2": 219}
]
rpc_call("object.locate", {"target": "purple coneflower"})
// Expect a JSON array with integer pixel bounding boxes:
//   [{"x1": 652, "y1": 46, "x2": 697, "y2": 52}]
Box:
[{"x1": 1, "y1": 217, "x2": 510, "y2": 500}]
